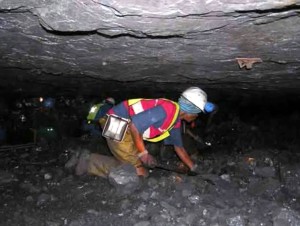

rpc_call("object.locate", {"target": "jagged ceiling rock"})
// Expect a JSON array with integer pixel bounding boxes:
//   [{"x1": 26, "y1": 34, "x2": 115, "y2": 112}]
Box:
[{"x1": 0, "y1": 0, "x2": 300, "y2": 97}]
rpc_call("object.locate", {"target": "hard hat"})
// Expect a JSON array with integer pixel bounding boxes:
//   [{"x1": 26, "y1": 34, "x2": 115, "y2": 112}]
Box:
[
  {"x1": 43, "y1": 98, "x2": 55, "y2": 108},
  {"x1": 105, "y1": 97, "x2": 115, "y2": 105},
  {"x1": 181, "y1": 87, "x2": 207, "y2": 112}
]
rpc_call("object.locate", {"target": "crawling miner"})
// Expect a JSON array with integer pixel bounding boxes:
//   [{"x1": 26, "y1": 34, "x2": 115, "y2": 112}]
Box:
[{"x1": 67, "y1": 87, "x2": 217, "y2": 179}]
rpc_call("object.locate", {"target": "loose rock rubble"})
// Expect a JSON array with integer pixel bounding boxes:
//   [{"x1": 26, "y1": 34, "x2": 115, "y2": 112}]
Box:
[{"x1": 0, "y1": 97, "x2": 299, "y2": 226}]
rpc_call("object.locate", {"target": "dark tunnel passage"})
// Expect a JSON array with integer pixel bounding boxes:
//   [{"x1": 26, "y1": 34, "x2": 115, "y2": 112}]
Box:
[{"x1": 0, "y1": 87, "x2": 300, "y2": 226}]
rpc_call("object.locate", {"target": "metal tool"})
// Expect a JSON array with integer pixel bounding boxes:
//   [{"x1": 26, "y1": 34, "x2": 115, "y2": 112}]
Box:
[{"x1": 154, "y1": 162, "x2": 215, "y2": 185}]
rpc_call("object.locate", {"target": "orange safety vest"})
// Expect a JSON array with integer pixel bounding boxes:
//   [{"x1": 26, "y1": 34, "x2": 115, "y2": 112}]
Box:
[{"x1": 128, "y1": 98, "x2": 179, "y2": 142}]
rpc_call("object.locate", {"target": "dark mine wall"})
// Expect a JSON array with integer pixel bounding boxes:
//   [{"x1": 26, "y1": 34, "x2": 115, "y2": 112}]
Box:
[{"x1": 1, "y1": 88, "x2": 299, "y2": 149}]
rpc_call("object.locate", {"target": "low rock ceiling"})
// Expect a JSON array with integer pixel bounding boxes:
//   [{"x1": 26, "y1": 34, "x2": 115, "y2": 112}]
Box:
[{"x1": 0, "y1": 0, "x2": 300, "y2": 98}]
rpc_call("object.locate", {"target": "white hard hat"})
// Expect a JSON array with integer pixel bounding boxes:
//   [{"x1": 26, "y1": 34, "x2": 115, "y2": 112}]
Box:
[{"x1": 181, "y1": 87, "x2": 207, "y2": 111}]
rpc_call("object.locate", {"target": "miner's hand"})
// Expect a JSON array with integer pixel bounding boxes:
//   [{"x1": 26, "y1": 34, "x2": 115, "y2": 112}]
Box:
[{"x1": 138, "y1": 150, "x2": 157, "y2": 168}]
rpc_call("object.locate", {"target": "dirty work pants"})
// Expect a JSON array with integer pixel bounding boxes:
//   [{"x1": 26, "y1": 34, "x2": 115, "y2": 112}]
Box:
[
  {"x1": 76, "y1": 153, "x2": 121, "y2": 178},
  {"x1": 99, "y1": 117, "x2": 146, "y2": 176}
]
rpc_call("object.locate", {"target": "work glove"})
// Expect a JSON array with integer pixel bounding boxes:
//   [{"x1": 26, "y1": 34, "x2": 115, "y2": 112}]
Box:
[{"x1": 138, "y1": 150, "x2": 157, "y2": 168}]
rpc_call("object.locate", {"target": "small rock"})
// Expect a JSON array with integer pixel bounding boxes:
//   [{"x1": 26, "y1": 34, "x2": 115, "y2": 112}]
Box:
[
  {"x1": 87, "y1": 209, "x2": 99, "y2": 216},
  {"x1": 188, "y1": 195, "x2": 200, "y2": 204},
  {"x1": 44, "y1": 173, "x2": 52, "y2": 180},
  {"x1": 140, "y1": 191, "x2": 150, "y2": 201},
  {"x1": 20, "y1": 182, "x2": 41, "y2": 193},
  {"x1": 45, "y1": 221, "x2": 60, "y2": 226},
  {"x1": 26, "y1": 196, "x2": 34, "y2": 202},
  {"x1": 220, "y1": 174, "x2": 231, "y2": 182},
  {"x1": 160, "y1": 201, "x2": 179, "y2": 217},
  {"x1": 254, "y1": 167, "x2": 275, "y2": 178},
  {"x1": 37, "y1": 193, "x2": 51, "y2": 206},
  {"x1": 108, "y1": 164, "x2": 141, "y2": 195},
  {"x1": 226, "y1": 215, "x2": 245, "y2": 226},
  {"x1": 0, "y1": 170, "x2": 18, "y2": 185},
  {"x1": 134, "y1": 221, "x2": 151, "y2": 226},
  {"x1": 148, "y1": 177, "x2": 159, "y2": 188},
  {"x1": 273, "y1": 208, "x2": 300, "y2": 226}
]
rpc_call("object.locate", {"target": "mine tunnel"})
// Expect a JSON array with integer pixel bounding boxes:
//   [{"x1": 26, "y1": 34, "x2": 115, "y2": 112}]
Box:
[{"x1": 0, "y1": 1, "x2": 300, "y2": 225}]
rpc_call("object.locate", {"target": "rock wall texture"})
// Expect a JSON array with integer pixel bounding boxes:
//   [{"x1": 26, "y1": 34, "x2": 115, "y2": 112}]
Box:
[{"x1": 0, "y1": 0, "x2": 300, "y2": 96}]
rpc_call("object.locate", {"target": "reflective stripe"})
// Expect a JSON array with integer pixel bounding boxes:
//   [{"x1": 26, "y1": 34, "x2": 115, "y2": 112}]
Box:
[
  {"x1": 131, "y1": 101, "x2": 144, "y2": 114},
  {"x1": 142, "y1": 128, "x2": 151, "y2": 139},
  {"x1": 147, "y1": 131, "x2": 171, "y2": 142},
  {"x1": 129, "y1": 99, "x2": 150, "y2": 139},
  {"x1": 128, "y1": 98, "x2": 142, "y2": 106},
  {"x1": 158, "y1": 128, "x2": 164, "y2": 132},
  {"x1": 87, "y1": 103, "x2": 103, "y2": 121}
]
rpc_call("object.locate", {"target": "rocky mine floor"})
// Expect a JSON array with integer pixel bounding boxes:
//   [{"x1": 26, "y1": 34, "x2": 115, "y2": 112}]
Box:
[{"x1": 0, "y1": 115, "x2": 300, "y2": 226}]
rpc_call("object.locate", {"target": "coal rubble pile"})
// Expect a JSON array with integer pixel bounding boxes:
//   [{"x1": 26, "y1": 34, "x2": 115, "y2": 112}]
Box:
[{"x1": 0, "y1": 97, "x2": 300, "y2": 226}]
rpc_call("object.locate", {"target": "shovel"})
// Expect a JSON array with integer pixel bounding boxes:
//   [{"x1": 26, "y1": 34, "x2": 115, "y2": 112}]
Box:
[{"x1": 154, "y1": 162, "x2": 215, "y2": 185}]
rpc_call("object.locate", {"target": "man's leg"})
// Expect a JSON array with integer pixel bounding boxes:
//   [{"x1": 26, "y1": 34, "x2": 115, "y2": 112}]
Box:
[
  {"x1": 88, "y1": 153, "x2": 121, "y2": 177},
  {"x1": 99, "y1": 117, "x2": 148, "y2": 177},
  {"x1": 75, "y1": 152, "x2": 121, "y2": 178}
]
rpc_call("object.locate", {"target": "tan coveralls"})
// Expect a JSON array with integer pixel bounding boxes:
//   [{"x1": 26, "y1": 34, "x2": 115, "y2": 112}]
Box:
[{"x1": 78, "y1": 117, "x2": 144, "y2": 177}]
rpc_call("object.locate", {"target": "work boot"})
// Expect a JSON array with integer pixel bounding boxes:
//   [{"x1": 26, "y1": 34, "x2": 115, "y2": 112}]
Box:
[
  {"x1": 64, "y1": 149, "x2": 80, "y2": 170},
  {"x1": 75, "y1": 150, "x2": 90, "y2": 176}
]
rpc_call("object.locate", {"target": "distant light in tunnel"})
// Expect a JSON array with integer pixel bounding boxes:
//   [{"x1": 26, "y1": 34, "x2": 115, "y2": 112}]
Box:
[
  {"x1": 47, "y1": 127, "x2": 54, "y2": 132},
  {"x1": 20, "y1": 114, "x2": 26, "y2": 122}
]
